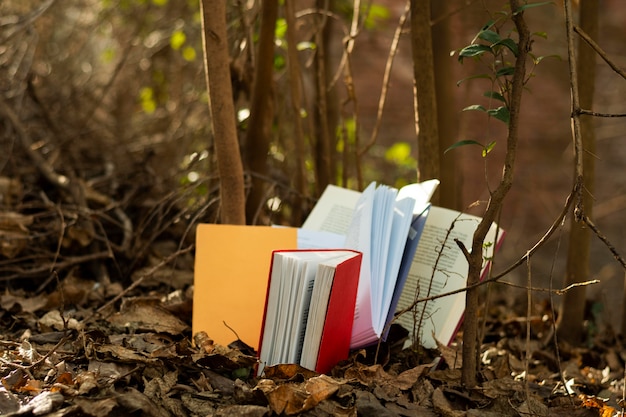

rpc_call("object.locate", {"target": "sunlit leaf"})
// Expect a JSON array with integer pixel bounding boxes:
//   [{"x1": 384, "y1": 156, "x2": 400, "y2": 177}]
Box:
[
  {"x1": 463, "y1": 104, "x2": 487, "y2": 112},
  {"x1": 364, "y1": 4, "x2": 390, "y2": 30},
  {"x1": 152, "y1": 0, "x2": 167, "y2": 6},
  {"x1": 296, "y1": 41, "x2": 316, "y2": 51},
  {"x1": 182, "y1": 46, "x2": 196, "y2": 61},
  {"x1": 385, "y1": 142, "x2": 412, "y2": 165},
  {"x1": 275, "y1": 18, "x2": 287, "y2": 40},
  {"x1": 533, "y1": 31, "x2": 548, "y2": 39},
  {"x1": 482, "y1": 141, "x2": 496, "y2": 157},
  {"x1": 170, "y1": 30, "x2": 186, "y2": 51}
]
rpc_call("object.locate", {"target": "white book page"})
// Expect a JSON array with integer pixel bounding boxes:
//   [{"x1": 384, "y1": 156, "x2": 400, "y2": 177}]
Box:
[
  {"x1": 369, "y1": 185, "x2": 396, "y2": 324},
  {"x1": 395, "y1": 206, "x2": 500, "y2": 349},
  {"x1": 259, "y1": 254, "x2": 286, "y2": 373},
  {"x1": 297, "y1": 229, "x2": 346, "y2": 249},
  {"x1": 302, "y1": 185, "x2": 361, "y2": 235},
  {"x1": 375, "y1": 196, "x2": 416, "y2": 331},
  {"x1": 299, "y1": 264, "x2": 334, "y2": 370}
]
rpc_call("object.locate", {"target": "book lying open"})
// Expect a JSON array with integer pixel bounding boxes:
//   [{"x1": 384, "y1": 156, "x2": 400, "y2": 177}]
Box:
[
  {"x1": 257, "y1": 250, "x2": 362, "y2": 375},
  {"x1": 302, "y1": 180, "x2": 504, "y2": 350},
  {"x1": 302, "y1": 180, "x2": 440, "y2": 348},
  {"x1": 393, "y1": 206, "x2": 504, "y2": 349}
]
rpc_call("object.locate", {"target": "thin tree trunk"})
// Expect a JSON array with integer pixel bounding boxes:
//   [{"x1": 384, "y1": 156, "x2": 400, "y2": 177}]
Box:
[
  {"x1": 285, "y1": 0, "x2": 308, "y2": 224},
  {"x1": 410, "y1": 0, "x2": 440, "y2": 196},
  {"x1": 244, "y1": 0, "x2": 278, "y2": 224},
  {"x1": 461, "y1": 0, "x2": 530, "y2": 387},
  {"x1": 432, "y1": 1, "x2": 458, "y2": 210},
  {"x1": 557, "y1": 0, "x2": 598, "y2": 344},
  {"x1": 200, "y1": 0, "x2": 245, "y2": 225}
]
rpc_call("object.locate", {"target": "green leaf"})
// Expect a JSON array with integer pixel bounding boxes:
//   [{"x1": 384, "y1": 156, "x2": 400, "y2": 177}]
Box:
[
  {"x1": 484, "y1": 91, "x2": 506, "y2": 102},
  {"x1": 514, "y1": 1, "x2": 553, "y2": 14},
  {"x1": 296, "y1": 41, "x2": 316, "y2": 51},
  {"x1": 477, "y1": 29, "x2": 501, "y2": 44},
  {"x1": 493, "y1": 38, "x2": 518, "y2": 56},
  {"x1": 385, "y1": 142, "x2": 413, "y2": 165},
  {"x1": 533, "y1": 31, "x2": 548, "y2": 39},
  {"x1": 456, "y1": 73, "x2": 492, "y2": 86},
  {"x1": 496, "y1": 66, "x2": 515, "y2": 77},
  {"x1": 444, "y1": 139, "x2": 484, "y2": 154},
  {"x1": 275, "y1": 18, "x2": 287, "y2": 41},
  {"x1": 170, "y1": 30, "x2": 186, "y2": 51},
  {"x1": 182, "y1": 46, "x2": 196, "y2": 62},
  {"x1": 487, "y1": 106, "x2": 510, "y2": 124},
  {"x1": 482, "y1": 141, "x2": 496, "y2": 157},
  {"x1": 458, "y1": 44, "x2": 492, "y2": 61},
  {"x1": 463, "y1": 104, "x2": 487, "y2": 112}
]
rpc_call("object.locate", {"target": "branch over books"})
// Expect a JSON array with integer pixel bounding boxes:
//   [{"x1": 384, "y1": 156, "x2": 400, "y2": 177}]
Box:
[
  {"x1": 302, "y1": 180, "x2": 504, "y2": 350},
  {"x1": 257, "y1": 250, "x2": 362, "y2": 375},
  {"x1": 302, "y1": 180, "x2": 440, "y2": 348}
]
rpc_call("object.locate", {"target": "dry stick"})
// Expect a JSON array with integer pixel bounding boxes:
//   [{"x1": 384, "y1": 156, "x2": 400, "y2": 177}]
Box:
[
  {"x1": 81, "y1": 245, "x2": 194, "y2": 325},
  {"x1": 582, "y1": 215, "x2": 626, "y2": 270},
  {"x1": 0, "y1": 252, "x2": 111, "y2": 281},
  {"x1": 394, "y1": 183, "x2": 577, "y2": 318},
  {"x1": 573, "y1": 24, "x2": 626, "y2": 81},
  {"x1": 564, "y1": 0, "x2": 584, "y2": 200},
  {"x1": 359, "y1": 1, "x2": 409, "y2": 156}
]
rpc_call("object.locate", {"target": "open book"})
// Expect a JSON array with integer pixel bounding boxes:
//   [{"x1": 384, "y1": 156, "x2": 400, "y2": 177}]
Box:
[
  {"x1": 302, "y1": 180, "x2": 439, "y2": 348},
  {"x1": 257, "y1": 250, "x2": 362, "y2": 374},
  {"x1": 394, "y1": 206, "x2": 503, "y2": 348}
]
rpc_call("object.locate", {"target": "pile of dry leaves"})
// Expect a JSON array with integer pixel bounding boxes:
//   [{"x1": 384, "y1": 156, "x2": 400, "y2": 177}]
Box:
[{"x1": 0, "y1": 257, "x2": 624, "y2": 417}]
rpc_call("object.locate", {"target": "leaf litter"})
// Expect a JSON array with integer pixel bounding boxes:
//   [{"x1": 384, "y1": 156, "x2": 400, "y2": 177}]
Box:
[{"x1": 0, "y1": 256, "x2": 624, "y2": 417}]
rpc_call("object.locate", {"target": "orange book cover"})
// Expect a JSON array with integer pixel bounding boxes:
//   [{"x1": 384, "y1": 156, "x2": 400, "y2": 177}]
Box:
[{"x1": 193, "y1": 224, "x2": 298, "y2": 350}]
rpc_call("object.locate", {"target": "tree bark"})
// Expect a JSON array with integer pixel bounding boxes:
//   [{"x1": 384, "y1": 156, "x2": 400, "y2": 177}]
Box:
[
  {"x1": 200, "y1": 0, "x2": 246, "y2": 225},
  {"x1": 432, "y1": 1, "x2": 459, "y2": 210},
  {"x1": 557, "y1": 0, "x2": 598, "y2": 344},
  {"x1": 244, "y1": 0, "x2": 278, "y2": 224},
  {"x1": 410, "y1": 0, "x2": 440, "y2": 199}
]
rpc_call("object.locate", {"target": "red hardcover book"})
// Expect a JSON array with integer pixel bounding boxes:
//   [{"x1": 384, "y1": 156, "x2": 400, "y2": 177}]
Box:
[{"x1": 258, "y1": 249, "x2": 362, "y2": 374}]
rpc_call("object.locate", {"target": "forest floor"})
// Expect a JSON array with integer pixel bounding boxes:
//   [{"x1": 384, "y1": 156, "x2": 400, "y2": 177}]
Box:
[{"x1": 0, "y1": 227, "x2": 624, "y2": 416}]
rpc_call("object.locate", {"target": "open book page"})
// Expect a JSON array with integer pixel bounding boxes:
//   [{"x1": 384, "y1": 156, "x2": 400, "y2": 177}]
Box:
[
  {"x1": 299, "y1": 263, "x2": 335, "y2": 370},
  {"x1": 297, "y1": 229, "x2": 346, "y2": 249},
  {"x1": 259, "y1": 252, "x2": 325, "y2": 370},
  {"x1": 301, "y1": 185, "x2": 361, "y2": 235},
  {"x1": 375, "y1": 196, "x2": 416, "y2": 331},
  {"x1": 394, "y1": 206, "x2": 501, "y2": 349},
  {"x1": 345, "y1": 183, "x2": 376, "y2": 348}
]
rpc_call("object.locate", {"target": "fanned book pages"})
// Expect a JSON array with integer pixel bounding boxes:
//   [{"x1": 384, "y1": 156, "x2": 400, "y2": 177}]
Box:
[
  {"x1": 257, "y1": 250, "x2": 362, "y2": 375},
  {"x1": 302, "y1": 180, "x2": 440, "y2": 348}
]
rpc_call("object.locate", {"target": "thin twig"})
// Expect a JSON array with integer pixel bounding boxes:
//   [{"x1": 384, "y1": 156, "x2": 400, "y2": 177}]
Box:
[
  {"x1": 574, "y1": 24, "x2": 626, "y2": 81},
  {"x1": 582, "y1": 215, "x2": 626, "y2": 270},
  {"x1": 360, "y1": 1, "x2": 410, "y2": 155}
]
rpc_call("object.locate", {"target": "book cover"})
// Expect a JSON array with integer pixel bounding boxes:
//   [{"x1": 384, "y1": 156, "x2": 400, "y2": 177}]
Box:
[
  {"x1": 193, "y1": 224, "x2": 298, "y2": 350},
  {"x1": 257, "y1": 249, "x2": 362, "y2": 374}
]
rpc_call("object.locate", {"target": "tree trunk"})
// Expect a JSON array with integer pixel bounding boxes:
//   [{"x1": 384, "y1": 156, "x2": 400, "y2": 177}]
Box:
[
  {"x1": 200, "y1": 0, "x2": 246, "y2": 225},
  {"x1": 244, "y1": 0, "x2": 278, "y2": 224},
  {"x1": 432, "y1": 1, "x2": 459, "y2": 210},
  {"x1": 461, "y1": 0, "x2": 530, "y2": 387},
  {"x1": 557, "y1": 0, "x2": 598, "y2": 344},
  {"x1": 410, "y1": 0, "x2": 440, "y2": 203}
]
